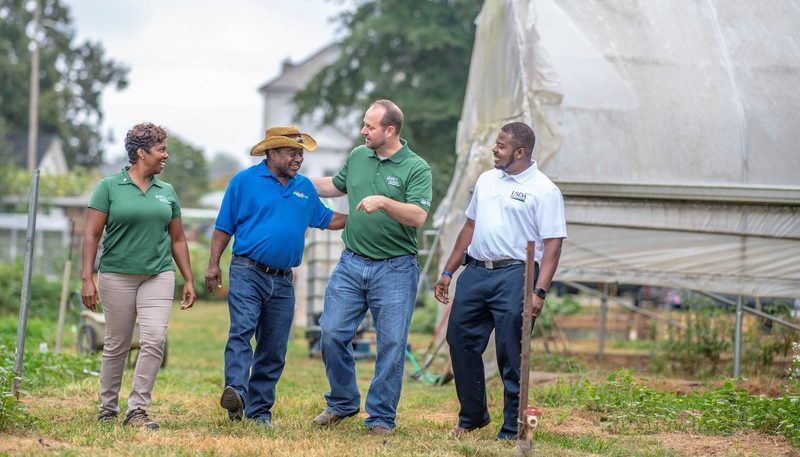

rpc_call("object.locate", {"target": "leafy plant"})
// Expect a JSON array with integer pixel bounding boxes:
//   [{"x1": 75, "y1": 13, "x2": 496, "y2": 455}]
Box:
[
  {"x1": 654, "y1": 298, "x2": 731, "y2": 377},
  {"x1": 788, "y1": 342, "x2": 800, "y2": 395},
  {"x1": 0, "y1": 365, "x2": 31, "y2": 431},
  {"x1": 738, "y1": 301, "x2": 795, "y2": 376}
]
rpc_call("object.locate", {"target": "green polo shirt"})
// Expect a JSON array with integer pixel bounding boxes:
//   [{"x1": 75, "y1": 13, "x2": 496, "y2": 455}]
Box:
[
  {"x1": 332, "y1": 140, "x2": 432, "y2": 259},
  {"x1": 88, "y1": 167, "x2": 181, "y2": 275}
]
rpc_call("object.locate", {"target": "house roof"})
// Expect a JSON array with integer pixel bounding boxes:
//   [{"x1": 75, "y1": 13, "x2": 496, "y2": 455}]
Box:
[
  {"x1": 5, "y1": 132, "x2": 60, "y2": 168},
  {"x1": 258, "y1": 44, "x2": 340, "y2": 93}
]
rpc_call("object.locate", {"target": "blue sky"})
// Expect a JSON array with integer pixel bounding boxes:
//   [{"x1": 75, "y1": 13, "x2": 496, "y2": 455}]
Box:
[{"x1": 66, "y1": 0, "x2": 346, "y2": 164}]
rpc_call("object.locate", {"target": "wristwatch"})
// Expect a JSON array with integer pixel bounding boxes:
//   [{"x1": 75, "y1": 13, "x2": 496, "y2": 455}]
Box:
[{"x1": 534, "y1": 287, "x2": 547, "y2": 299}]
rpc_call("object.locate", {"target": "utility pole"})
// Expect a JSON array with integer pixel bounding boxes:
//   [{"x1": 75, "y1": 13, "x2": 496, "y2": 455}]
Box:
[{"x1": 27, "y1": 0, "x2": 41, "y2": 171}]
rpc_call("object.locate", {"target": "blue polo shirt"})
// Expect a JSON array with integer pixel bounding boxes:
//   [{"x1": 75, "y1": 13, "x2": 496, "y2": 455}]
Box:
[{"x1": 215, "y1": 161, "x2": 333, "y2": 269}]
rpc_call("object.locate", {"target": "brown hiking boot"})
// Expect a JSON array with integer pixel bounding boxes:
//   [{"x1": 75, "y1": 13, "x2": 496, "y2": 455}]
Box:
[
  {"x1": 311, "y1": 409, "x2": 358, "y2": 426},
  {"x1": 369, "y1": 425, "x2": 393, "y2": 436},
  {"x1": 123, "y1": 409, "x2": 159, "y2": 430}
]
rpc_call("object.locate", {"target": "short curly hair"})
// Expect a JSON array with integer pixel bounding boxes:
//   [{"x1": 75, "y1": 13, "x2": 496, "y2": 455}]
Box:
[{"x1": 125, "y1": 122, "x2": 168, "y2": 164}]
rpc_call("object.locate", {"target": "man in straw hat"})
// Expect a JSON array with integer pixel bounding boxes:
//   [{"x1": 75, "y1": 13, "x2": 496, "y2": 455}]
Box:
[
  {"x1": 310, "y1": 99, "x2": 432, "y2": 435},
  {"x1": 205, "y1": 126, "x2": 346, "y2": 426}
]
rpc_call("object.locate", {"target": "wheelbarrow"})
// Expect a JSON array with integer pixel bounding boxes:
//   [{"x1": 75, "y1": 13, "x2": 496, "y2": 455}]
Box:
[{"x1": 77, "y1": 310, "x2": 168, "y2": 368}]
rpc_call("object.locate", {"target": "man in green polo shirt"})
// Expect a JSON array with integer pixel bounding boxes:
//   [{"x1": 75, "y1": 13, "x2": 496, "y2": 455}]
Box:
[{"x1": 310, "y1": 99, "x2": 432, "y2": 435}]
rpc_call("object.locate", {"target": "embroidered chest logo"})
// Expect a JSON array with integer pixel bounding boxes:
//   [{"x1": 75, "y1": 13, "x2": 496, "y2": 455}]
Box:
[
  {"x1": 293, "y1": 191, "x2": 309, "y2": 199},
  {"x1": 510, "y1": 191, "x2": 527, "y2": 202},
  {"x1": 386, "y1": 176, "x2": 401, "y2": 187},
  {"x1": 154, "y1": 194, "x2": 170, "y2": 205}
]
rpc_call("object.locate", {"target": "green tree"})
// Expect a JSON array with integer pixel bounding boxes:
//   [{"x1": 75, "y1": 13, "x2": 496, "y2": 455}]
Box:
[
  {"x1": 293, "y1": 0, "x2": 482, "y2": 214},
  {"x1": 0, "y1": 0, "x2": 128, "y2": 167},
  {"x1": 159, "y1": 136, "x2": 208, "y2": 207}
]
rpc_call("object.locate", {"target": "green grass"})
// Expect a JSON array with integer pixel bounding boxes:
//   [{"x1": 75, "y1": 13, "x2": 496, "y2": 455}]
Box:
[{"x1": 0, "y1": 302, "x2": 797, "y2": 456}]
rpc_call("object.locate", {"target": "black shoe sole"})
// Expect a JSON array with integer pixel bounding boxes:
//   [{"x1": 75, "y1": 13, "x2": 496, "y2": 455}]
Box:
[{"x1": 220, "y1": 386, "x2": 244, "y2": 421}]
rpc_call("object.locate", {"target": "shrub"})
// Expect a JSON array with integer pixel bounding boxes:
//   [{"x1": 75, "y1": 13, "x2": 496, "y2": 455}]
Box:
[{"x1": 0, "y1": 260, "x2": 68, "y2": 322}]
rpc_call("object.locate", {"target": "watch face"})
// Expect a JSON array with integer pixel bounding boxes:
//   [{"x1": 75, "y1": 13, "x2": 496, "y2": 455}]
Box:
[{"x1": 535, "y1": 288, "x2": 547, "y2": 299}]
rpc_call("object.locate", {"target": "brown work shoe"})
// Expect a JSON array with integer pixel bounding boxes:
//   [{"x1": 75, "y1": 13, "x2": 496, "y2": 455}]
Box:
[
  {"x1": 123, "y1": 408, "x2": 159, "y2": 430},
  {"x1": 311, "y1": 409, "x2": 358, "y2": 426},
  {"x1": 369, "y1": 425, "x2": 393, "y2": 436},
  {"x1": 449, "y1": 418, "x2": 490, "y2": 437}
]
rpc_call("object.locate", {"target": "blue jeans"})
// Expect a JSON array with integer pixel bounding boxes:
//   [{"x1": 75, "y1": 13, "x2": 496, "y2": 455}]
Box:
[
  {"x1": 224, "y1": 256, "x2": 295, "y2": 422},
  {"x1": 320, "y1": 249, "x2": 419, "y2": 430}
]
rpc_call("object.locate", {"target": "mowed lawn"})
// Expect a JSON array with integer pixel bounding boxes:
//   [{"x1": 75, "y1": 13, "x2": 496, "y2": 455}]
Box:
[{"x1": 4, "y1": 303, "x2": 793, "y2": 456}]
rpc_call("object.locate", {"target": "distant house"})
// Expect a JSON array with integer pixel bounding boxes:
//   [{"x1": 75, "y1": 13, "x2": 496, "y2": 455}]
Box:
[{"x1": 5, "y1": 132, "x2": 69, "y2": 175}]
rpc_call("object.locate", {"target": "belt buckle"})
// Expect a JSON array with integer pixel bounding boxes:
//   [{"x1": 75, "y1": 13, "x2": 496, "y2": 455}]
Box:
[{"x1": 485, "y1": 260, "x2": 494, "y2": 269}]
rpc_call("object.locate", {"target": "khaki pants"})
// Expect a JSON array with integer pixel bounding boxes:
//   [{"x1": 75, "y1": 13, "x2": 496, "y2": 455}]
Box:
[{"x1": 97, "y1": 270, "x2": 174, "y2": 415}]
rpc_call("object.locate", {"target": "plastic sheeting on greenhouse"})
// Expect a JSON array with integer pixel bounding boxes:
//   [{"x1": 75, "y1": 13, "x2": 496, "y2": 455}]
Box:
[{"x1": 436, "y1": 0, "x2": 800, "y2": 299}]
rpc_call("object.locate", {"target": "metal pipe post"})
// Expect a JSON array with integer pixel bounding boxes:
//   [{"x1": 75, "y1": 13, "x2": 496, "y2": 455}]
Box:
[
  {"x1": 27, "y1": 0, "x2": 41, "y2": 171},
  {"x1": 13, "y1": 170, "x2": 41, "y2": 399},
  {"x1": 598, "y1": 283, "x2": 609, "y2": 361},
  {"x1": 733, "y1": 295, "x2": 743, "y2": 377}
]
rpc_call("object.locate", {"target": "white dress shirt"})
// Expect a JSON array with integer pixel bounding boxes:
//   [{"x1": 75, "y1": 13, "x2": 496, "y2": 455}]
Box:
[{"x1": 466, "y1": 161, "x2": 567, "y2": 263}]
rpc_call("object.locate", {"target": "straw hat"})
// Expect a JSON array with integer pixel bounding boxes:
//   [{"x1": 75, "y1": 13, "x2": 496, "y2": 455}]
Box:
[{"x1": 250, "y1": 126, "x2": 318, "y2": 156}]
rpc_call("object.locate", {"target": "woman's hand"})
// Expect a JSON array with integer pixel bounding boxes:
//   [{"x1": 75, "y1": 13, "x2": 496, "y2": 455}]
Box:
[
  {"x1": 180, "y1": 282, "x2": 196, "y2": 310},
  {"x1": 81, "y1": 277, "x2": 99, "y2": 312}
]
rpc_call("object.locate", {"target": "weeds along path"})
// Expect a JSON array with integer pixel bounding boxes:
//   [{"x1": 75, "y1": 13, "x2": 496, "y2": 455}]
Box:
[{"x1": 1, "y1": 302, "x2": 796, "y2": 456}]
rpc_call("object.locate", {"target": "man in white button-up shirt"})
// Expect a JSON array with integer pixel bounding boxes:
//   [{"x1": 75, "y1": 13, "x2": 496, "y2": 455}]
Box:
[{"x1": 434, "y1": 122, "x2": 566, "y2": 440}]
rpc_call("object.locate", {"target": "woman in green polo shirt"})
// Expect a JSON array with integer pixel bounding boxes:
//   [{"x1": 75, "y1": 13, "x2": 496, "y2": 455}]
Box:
[{"x1": 81, "y1": 122, "x2": 196, "y2": 430}]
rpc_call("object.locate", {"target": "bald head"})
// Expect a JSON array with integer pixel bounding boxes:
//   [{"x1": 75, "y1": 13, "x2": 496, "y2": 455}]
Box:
[{"x1": 369, "y1": 99, "x2": 404, "y2": 135}]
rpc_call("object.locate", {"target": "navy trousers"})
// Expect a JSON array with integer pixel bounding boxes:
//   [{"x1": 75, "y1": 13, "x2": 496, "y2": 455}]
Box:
[{"x1": 446, "y1": 262, "x2": 538, "y2": 440}]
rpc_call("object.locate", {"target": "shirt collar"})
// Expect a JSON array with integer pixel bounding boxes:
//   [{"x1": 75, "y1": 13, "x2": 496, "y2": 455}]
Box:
[
  {"x1": 117, "y1": 166, "x2": 164, "y2": 188},
  {"x1": 257, "y1": 160, "x2": 296, "y2": 185},
  {"x1": 503, "y1": 160, "x2": 538, "y2": 184},
  {"x1": 368, "y1": 138, "x2": 410, "y2": 163}
]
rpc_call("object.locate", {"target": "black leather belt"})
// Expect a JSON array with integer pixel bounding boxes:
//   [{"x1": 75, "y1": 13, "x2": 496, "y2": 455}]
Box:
[
  {"x1": 234, "y1": 255, "x2": 292, "y2": 277},
  {"x1": 466, "y1": 255, "x2": 524, "y2": 270},
  {"x1": 345, "y1": 248, "x2": 410, "y2": 262}
]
